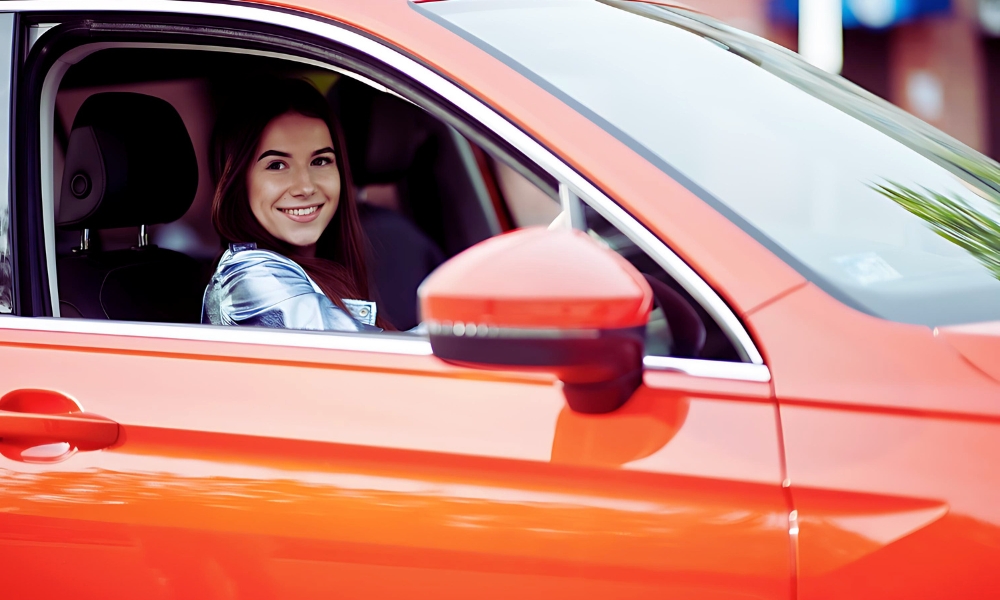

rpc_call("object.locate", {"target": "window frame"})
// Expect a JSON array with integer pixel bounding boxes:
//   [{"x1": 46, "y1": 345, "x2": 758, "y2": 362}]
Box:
[
  {"x1": 0, "y1": 13, "x2": 13, "y2": 315},
  {"x1": 1, "y1": 0, "x2": 769, "y2": 383}
]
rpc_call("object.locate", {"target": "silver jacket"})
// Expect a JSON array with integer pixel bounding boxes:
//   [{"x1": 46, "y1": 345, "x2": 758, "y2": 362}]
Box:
[{"x1": 201, "y1": 243, "x2": 380, "y2": 332}]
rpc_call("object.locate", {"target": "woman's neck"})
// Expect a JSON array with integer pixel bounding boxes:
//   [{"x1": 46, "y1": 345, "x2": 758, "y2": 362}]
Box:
[{"x1": 290, "y1": 243, "x2": 318, "y2": 259}]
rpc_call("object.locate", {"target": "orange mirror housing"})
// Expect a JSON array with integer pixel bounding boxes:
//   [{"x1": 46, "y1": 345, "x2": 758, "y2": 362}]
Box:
[
  {"x1": 420, "y1": 227, "x2": 652, "y2": 330},
  {"x1": 418, "y1": 227, "x2": 653, "y2": 413}
]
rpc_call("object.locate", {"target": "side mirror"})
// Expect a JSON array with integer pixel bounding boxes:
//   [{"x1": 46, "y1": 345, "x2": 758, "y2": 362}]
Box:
[{"x1": 418, "y1": 227, "x2": 653, "y2": 414}]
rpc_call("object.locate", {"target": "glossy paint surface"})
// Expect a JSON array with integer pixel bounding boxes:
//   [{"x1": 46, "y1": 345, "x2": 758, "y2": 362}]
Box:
[
  {"x1": 937, "y1": 320, "x2": 1000, "y2": 382},
  {"x1": 780, "y1": 407, "x2": 1000, "y2": 600},
  {"x1": 747, "y1": 284, "x2": 1000, "y2": 599},
  {"x1": 419, "y1": 227, "x2": 653, "y2": 329},
  {"x1": 0, "y1": 325, "x2": 790, "y2": 599}
]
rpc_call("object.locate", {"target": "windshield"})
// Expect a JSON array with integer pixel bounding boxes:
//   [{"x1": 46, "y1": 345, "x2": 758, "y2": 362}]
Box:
[{"x1": 420, "y1": 0, "x2": 1000, "y2": 327}]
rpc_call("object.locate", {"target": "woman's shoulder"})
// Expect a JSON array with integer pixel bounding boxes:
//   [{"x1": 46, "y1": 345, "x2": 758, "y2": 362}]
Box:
[
  {"x1": 218, "y1": 243, "x2": 301, "y2": 270},
  {"x1": 214, "y1": 243, "x2": 316, "y2": 291}
]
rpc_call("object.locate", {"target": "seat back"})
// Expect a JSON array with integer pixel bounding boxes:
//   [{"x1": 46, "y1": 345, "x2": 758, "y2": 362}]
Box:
[{"x1": 56, "y1": 92, "x2": 202, "y2": 323}]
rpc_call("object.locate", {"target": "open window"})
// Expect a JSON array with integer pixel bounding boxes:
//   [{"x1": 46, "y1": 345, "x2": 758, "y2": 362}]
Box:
[
  {"x1": 48, "y1": 48, "x2": 510, "y2": 331},
  {"x1": 17, "y1": 13, "x2": 744, "y2": 362}
]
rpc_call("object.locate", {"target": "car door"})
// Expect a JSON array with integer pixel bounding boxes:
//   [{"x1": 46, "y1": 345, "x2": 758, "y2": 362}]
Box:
[
  {"x1": 0, "y1": 3, "x2": 792, "y2": 599},
  {"x1": 0, "y1": 321, "x2": 791, "y2": 600}
]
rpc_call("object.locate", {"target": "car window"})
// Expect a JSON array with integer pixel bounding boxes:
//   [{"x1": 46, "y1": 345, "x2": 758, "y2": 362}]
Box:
[
  {"x1": 422, "y1": 0, "x2": 1000, "y2": 328},
  {"x1": 45, "y1": 47, "x2": 503, "y2": 331}
]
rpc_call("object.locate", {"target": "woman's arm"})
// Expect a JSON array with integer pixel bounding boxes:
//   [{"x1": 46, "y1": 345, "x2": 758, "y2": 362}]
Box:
[{"x1": 209, "y1": 249, "x2": 372, "y2": 332}]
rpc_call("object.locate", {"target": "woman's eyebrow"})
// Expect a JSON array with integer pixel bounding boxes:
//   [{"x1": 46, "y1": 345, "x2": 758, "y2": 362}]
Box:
[
  {"x1": 257, "y1": 149, "x2": 291, "y2": 162},
  {"x1": 312, "y1": 147, "x2": 335, "y2": 156}
]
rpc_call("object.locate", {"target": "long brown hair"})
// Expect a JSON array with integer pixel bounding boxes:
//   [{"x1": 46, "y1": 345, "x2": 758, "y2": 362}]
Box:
[{"x1": 210, "y1": 79, "x2": 391, "y2": 329}]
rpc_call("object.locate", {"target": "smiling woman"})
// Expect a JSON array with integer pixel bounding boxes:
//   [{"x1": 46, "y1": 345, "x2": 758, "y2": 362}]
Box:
[
  {"x1": 203, "y1": 79, "x2": 391, "y2": 332},
  {"x1": 249, "y1": 112, "x2": 341, "y2": 253},
  {"x1": 248, "y1": 112, "x2": 341, "y2": 251}
]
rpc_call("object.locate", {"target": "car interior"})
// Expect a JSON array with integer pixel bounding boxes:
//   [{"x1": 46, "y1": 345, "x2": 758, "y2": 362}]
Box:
[{"x1": 45, "y1": 45, "x2": 740, "y2": 361}]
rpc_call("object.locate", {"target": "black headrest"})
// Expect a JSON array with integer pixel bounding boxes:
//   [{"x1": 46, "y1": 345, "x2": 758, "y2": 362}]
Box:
[{"x1": 58, "y1": 92, "x2": 198, "y2": 231}]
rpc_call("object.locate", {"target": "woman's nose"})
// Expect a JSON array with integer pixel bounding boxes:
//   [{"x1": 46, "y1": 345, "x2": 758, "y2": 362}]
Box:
[{"x1": 289, "y1": 167, "x2": 316, "y2": 197}]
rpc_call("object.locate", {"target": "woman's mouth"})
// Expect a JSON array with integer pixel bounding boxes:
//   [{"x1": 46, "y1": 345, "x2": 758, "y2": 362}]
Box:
[{"x1": 278, "y1": 204, "x2": 322, "y2": 223}]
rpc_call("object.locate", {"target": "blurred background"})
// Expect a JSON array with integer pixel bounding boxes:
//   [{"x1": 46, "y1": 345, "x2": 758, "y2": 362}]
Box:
[{"x1": 683, "y1": 0, "x2": 1000, "y2": 161}]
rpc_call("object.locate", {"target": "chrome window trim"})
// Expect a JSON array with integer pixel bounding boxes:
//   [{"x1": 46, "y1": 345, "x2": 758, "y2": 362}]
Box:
[
  {"x1": 643, "y1": 355, "x2": 771, "y2": 382},
  {"x1": 0, "y1": 13, "x2": 13, "y2": 314},
  {"x1": 2, "y1": 0, "x2": 766, "y2": 374},
  {"x1": 0, "y1": 313, "x2": 769, "y2": 382},
  {"x1": 0, "y1": 314, "x2": 434, "y2": 355}
]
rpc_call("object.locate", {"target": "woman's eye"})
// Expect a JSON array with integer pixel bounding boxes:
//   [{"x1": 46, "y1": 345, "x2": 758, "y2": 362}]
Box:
[
  {"x1": 265, "y1": 161, "x2": 287, "y2": 170},
  {"x1": 312, "y1": 156, "x2": 333, "y2": 167}
]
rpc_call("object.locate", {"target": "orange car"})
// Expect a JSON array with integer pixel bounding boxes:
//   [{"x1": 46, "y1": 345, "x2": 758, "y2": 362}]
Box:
[{"x1": 1, "y1": 1, "x2": 999, "y2": 598}]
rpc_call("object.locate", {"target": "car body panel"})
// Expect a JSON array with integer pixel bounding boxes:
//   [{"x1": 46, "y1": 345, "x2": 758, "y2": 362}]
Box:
[
  {"x1": 747, "y1": 284, "x2": 1000, "y2": 598},
  {"x1": 781, "y1": 405, "x2": 1000, "y2": 599},
  {"x1": 937, "y1": 321, "x2": 1000, "y2": 383},
  {"x1": 746, "y1": 283, "x2": 1000, "y2": 417},
  {"x1": 0, "y1": 321, "x2": 791, "y2": 598}
]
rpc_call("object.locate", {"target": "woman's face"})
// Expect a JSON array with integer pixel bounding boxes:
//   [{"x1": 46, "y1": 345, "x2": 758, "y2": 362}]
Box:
[{"x1": 248, "y1": 111, "x2": 340, "y2": 256}]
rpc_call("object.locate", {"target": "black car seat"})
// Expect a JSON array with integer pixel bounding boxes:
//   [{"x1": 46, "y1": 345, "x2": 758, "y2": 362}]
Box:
[{"x1": 56, "y1": 92, "x2": 203, "y2": 323}]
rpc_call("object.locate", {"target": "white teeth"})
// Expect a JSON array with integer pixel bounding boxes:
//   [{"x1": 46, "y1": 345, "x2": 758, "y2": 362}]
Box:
[{"x1": 281, "y1": 206, "x2": 319, "y2": 216}]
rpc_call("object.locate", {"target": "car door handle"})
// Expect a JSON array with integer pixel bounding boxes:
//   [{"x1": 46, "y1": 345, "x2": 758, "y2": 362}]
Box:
[
  {"x1": 0, "y1": 410, "x2": 119, "y2": 450},
  {"x1": 0, "y1": 389, "x2": 120, "y2": 461}
]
